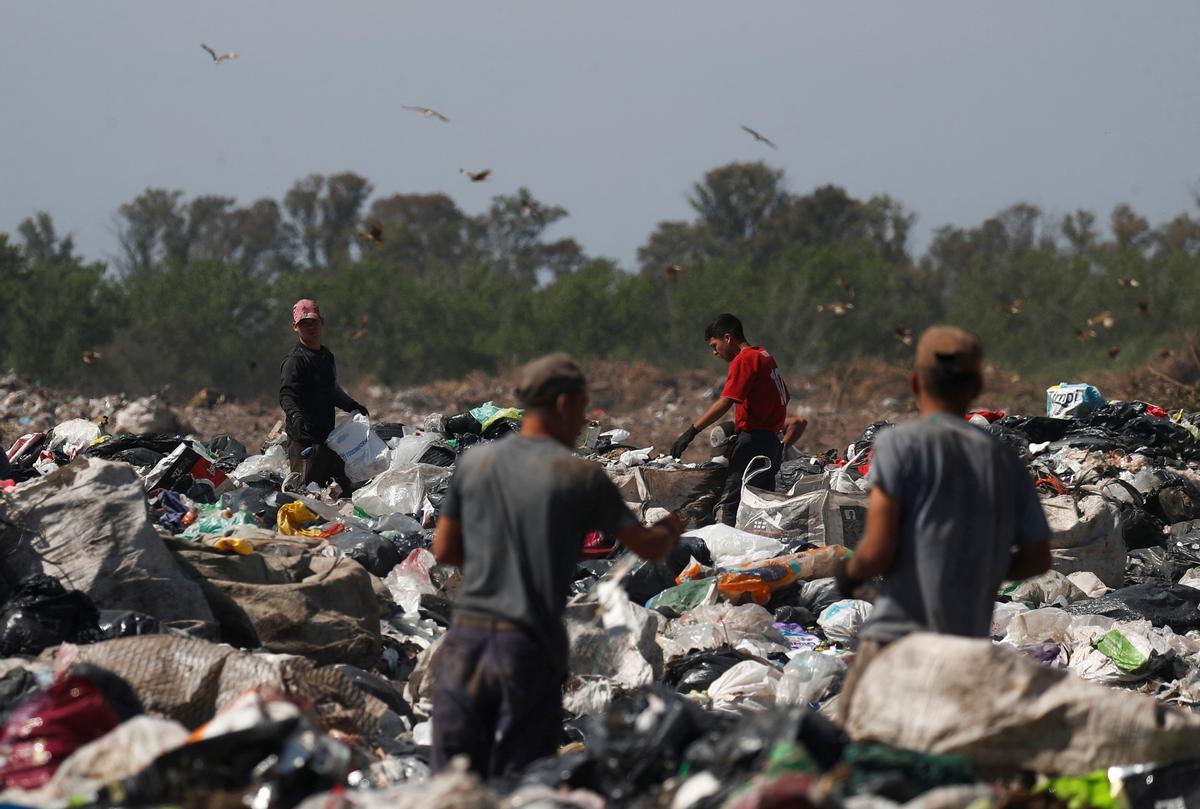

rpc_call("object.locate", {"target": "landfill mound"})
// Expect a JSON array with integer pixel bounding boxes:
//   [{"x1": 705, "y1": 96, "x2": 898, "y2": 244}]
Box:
[{"x1": 7, "y1": 361, "x2": 1200, "y2": 806}]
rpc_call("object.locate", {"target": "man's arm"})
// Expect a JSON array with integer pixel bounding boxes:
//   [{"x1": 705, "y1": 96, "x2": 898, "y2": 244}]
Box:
[
  {"x1": 617, "y1": 514, "x2": 683, "y2": 562},
  {"x1": 432, "y1": 515, "x2": 464, "y2": 567},
  {"x1": 672, "y1": 398, "x2": 735, "y2": 458},
  {"x1": 838, "y1": 486, "x2": 901, "y2": 593},
  {"x1": 334, "y1": 385, "x2": 367, "y2": 416},
  {"x1": 781, "y1": 415, "x2": 809, "y2": 448},
  {"x1": 1008, "y1": 541, "x2": 1051, "y2": 579}
]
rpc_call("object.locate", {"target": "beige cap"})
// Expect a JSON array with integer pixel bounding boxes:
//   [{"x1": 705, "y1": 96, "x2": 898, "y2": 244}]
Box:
[
  {"x1": 915, "y1": 325, "x2": 983, "y2": 374},
  {"x1": 514, "y1": 353, "x2": 587, "y2": 407}
]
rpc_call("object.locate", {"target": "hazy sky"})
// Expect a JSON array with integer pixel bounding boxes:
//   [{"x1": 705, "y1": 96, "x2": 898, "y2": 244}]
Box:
[{"x1": 3, "y1": 2, "x2": 1198, "y2": 270}]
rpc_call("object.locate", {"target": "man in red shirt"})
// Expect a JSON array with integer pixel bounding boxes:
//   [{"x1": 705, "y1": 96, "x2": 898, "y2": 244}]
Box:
[{"x1": 671, "y1": 313, "x2": 790, "y2": 525}]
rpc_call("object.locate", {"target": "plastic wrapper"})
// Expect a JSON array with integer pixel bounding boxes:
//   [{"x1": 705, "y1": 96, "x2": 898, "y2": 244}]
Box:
[
  {"x1": 181, "y1": 502, "x2": 256, "y2": 538},
  {"x1": 143, "y1": 440, "x2": 235, "y2": 503},
  {"x1": 777, "y1": 651, "x2": 846, "y2": 706},
  {"x1": 685, "y1": 523, "x2": 784, "y2": 568},
  {"x1": 662, "y1": 603, "x2": 787, "y2": 658},
  {"x1": 663, "y1": 649, "x2": 752, "y2": 694},
  {"x1": 1003, "y1": 569, "x2": 1087, "y2": 607},
  {"x1": 817, "y1": 599, "x2": 872, "y2": 646},
  {"x1": 352, "y1": 463, "x2": 452, "y2": 518},
  {"x1": 230, "y1": 443, "x2": 290, "y2": 481},
  {"x1": 646, "y1": 578, "x2": 718, "y2": 615},
  {"x1": 326, "y1": 412, "x2": 390, "y2": 483},
  {"x1": 386, "y1": 549, "x2": 438, "y2": 614},
  {"x1": 47, "y1": 419, "x2": 102, "y2": 459}
]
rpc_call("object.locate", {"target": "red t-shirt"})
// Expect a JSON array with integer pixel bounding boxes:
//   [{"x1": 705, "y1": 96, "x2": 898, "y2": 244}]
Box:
[{"x1": 721, "y1": 346, "x2": 789, "y2": 433}]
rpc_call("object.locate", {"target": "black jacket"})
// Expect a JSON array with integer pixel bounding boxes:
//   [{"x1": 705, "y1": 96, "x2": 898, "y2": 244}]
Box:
[{"x1": 279, "y1": 343, "x2": 360, "y2": 445}]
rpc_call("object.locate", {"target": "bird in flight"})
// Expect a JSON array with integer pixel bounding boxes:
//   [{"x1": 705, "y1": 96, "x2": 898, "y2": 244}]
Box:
[
  {"x1": 816, "y1": 302, "x2": 854, "y2": 316},
  {"x1": 1137, "y1": 300, "x2": 1150, "y2": 315},
  {"x1": 518, "y1": 190, "x2": 543, "y2": 220},
  {"x1": 1107, "y1": 346, "x2": 1121, "y2": 359},
  {"x1": 1074, "y1": 327, "x2": 1097, "y2": 342},
  {"x1": 893, "y1": 326, "x2": 913, "y2": 346},
  {"x1": 403, "y1": 106, "x2": 450, "y2": 123},
  {"x1": 1117, "y1": 278, "x2": 1140, "y2": 288},
  {"x1": 461, "y1": 168, "x2": 491, "y2": 182},
  {"x1": 1007, "y1": 299, "x2": 1024, "y2": 316},
  {"x1": 741, "y1": 125, "x2": 777, "y2": 149},
  {"x1": 82, "y1": 350, "x2": 102, "y2": 365},
  {"x1": 200, "y1": 43, "x2": 238, "y2": 64},
  {"x1": 835, "y1": 278, "x2": 855, "y2": 298},
  {"x1": 665, "y1": 264, "x2": 686, "y2": 278},
  {"x1": 1087, "y1": 310, "x2": 1115, "y2": 329},
  {"x1": 358, "y1": 222, "x2": 383, "y2": 246}
]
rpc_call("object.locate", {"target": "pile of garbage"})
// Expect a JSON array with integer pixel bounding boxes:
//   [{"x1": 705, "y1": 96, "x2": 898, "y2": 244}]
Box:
[{"x1": 6, "y1": 383, "x2": 1200, "y2": 807}]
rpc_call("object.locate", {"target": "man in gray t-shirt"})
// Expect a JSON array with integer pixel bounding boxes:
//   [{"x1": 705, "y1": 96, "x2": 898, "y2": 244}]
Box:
[
  {"x1": 430, "y1": 353, "x2": 682, "y2": 780},
  {"x1": 835, "y1": 326, "x2": 1051, "y2": 715}
]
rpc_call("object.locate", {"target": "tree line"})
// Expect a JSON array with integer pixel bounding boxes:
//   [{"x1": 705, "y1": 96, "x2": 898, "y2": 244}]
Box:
[{"x1": 2, "y1": 162, "x2": 1198, "y2": 401}]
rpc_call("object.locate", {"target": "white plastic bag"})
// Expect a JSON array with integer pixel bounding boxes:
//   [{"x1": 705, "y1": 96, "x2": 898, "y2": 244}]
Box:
[
  {"x1": 385, "y1": 548, "x2": 438, "y2": 614},
  {"x1": 352, "y1": 463, "x2": 451, "y2": 517},
  {"x1": 230, "y1": 444, "x2": 290, "y2": 481},
  {"x1": 684, "y1": 523, "x2": 784, "y2": 568},
  {"x1": 387, "y1": 433, "x2": 441, "y2": 468},
  {"x1": 48, "y1": 419, "x2": 102, "y2": 458},
  {"x1": 707, "y1": 660, "x2": 781, "y2": 710},
  {"x1": 817, "y1": 599, "x2": 873, "y2": 646},
  {"x1": 777, "y1": 650, "x2": 846, "y2": 706},
  {"x1": 326, "y1": 412, "x2": 390, "y2": 483}
]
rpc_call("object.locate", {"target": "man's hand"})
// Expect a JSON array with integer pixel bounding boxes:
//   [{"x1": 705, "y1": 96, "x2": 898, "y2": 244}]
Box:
[
  {"x1": 671, "y1": 425, "x2": 698, "y2": 459},
  {"x1": 353, "y1": 404, "x2": 370, "y2": 419}
]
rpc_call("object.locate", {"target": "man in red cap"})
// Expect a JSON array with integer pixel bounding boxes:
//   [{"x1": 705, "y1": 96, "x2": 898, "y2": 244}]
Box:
[{"x1": 279, "y1": 299, "x2": 369, "y2": 493}]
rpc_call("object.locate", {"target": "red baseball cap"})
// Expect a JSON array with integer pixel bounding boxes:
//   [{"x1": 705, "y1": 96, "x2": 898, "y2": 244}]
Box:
[{"x1": 292, "y1": 299, "x2": 322, "y2": 324}]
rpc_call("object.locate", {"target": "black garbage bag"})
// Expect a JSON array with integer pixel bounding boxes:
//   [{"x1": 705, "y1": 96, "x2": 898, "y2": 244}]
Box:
[
  {"x1": 97, "y1": 610, "x2": 163, "y2": 640},
  {"x1": 843, "y1": 742, "x2": 977, "y2": 802},
  {"x1": 222, "y1": 487, "x2": 298, "y2": 529},
  {"x1": 622, "y1": 540, "x2": 703, "y2": 605},
  {"x1": 1125, "y1": 547, "x2": 1181, "y2": 586},
  {"x1": 373, "y1": 422, "x2": 409, "y2": 442},
  {"x1": 851, "y1": 421, "x2": 893, "y2": 457},
  {"x1": 587, "y1": 685, "x2": 718, "y2": 801},
  {"x1": 207, "y1": 434, "x2": 249, "y2": 472},
  {"x1": 481, "y1": 417, "x2": 522, "y2": 442},
  {"x1": 1117, "y1": 759, "x2": 1200, "y2": 808},
  {"x1": 683, "y1": 705, "x2": 848, "y2": 778},
  {"x1": 0, "y1": 668, "x2": 40, "y2": 726},
  {"x1": 1168, "y1": 536, "x2": 1200, "y2": 567},
  {"x1": 992, "y1": 415, "x2": 1073, "y2": 444},
  {"x1": 1064, "y1": 582, "x2": 1200, "y2": 630},
  {"x1": 1146, "y1": 477, "x2": 1200, "y2": 524},
  {"x1": 776, "y1": 458, "x2": 826, "y2": 492},
  {"x1": 773, "y1": 605, "x2": 816, "y2": 626},
  {"x1": 418, "y1": 444, "x2": 457, "y2": 468},
  {"x1": 328, "y1": 528, "x2": 402, "y2": 577},
  {"x1": 0, "y1": 575, "x2": 103, "y2": 657},
  {"x1": 84, "y1": 433, "x2": 182, "y2": 462},
  {"x1": 418, "y1": 593, "x2": 453, "y2": 627},
  {"x1": 663, "y1": 649, "x2": 752, "y2": 693},
  {"x1": 384, "y1": 531, "x2": 429, "y2": 561},
  {"x1": 444, "y1": 412, "x2": 482, "y2": 437},
  {"x1": 1120, "y1": 503, "x2": 1166, "y2": 550},
  {"x1": 110, "y1": 716, "x2": 355, "y2": 808}
]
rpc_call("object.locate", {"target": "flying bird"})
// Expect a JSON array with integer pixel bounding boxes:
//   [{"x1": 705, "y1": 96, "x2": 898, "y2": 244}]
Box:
[
  {"x1": 815, "y1": 302, "x2": 854, "y2": 316},
  {"x1": 460, "y1": 168, "x2": 491, "y2": 182},
  {"x1": 835, "y1": 278, "x2": 855, "y2": 298},
  {"x1": 357, "y1": 222, "x2": 383, "y2": 246},
  {"x1": 1087, "y1": 311, "x2": 1115, "y2": 329},
  {"x1": 1137, "y1": 300, "x2": 1150, "y2": 315},
  {"x1": 403, "y1": 105, "x2": 450, "y2": 123},
  {"x1": 1160, "y1": 349, "x2": 1173, "y2": 359},
  {"x1": 82, "y1": 350, "x2": 102, "y2": 365},
  {"x1": 665, "y1": 264, "x2": 686, "y2": 278},
  {"x1": 1074, "y1": 327, "x2": 1097, "y2": 342},
  {"x1": 1108, "y1": 346, "x2": 1121, "y2": 359},
  {"x1": 1007, "y1": 299, "x2": 1024, "y2": 316},
  {"x1": 893, "y1": 326, "x2": 913, "y2": 346},
  {"x1": 1117, "y1": 278, "x2": 1141, "y2": 288},
  {"x1": 741, "y1": 125, "x2": 777, "y2": 149},
  {"x1": 518, "y1": 190, "x2": 543, "y2": 220},
  {"x1": 200, "y1": 43, "x2": 238, "y2": 64}
]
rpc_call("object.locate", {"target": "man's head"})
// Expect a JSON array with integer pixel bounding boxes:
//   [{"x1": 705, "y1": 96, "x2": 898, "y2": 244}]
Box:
[
  {"x1": 292, "y1": 299, "x2": 324, "y2": 348},
  {"x1": 515, "y1": 353, "x2": 589, "y2": 447},
  {"x1": 912, "y1": 325, "x2": 983, "y2": 415},
  {"x1": 704, "y1": 313, "x2": 747, "y2": 362}
]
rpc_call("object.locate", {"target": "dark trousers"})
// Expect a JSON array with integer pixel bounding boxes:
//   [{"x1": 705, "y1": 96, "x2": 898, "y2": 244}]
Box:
[
  {"x1": 719, "y1": 430, "x2": 783, "y2": 526},
  {"x1": 286, "y1": 439, "x2": 353, "y2": 493},
  {"x1": 430, "y1": 621, "x2": 564, "y2": 780}
]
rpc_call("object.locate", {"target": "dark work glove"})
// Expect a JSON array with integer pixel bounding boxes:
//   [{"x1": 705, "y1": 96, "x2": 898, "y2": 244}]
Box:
[
  {"x1": 671, "y1": 425, "x2": 698, "y2": 459},
  {"x1": 353, "y1": 404, "x2": 370, "y2": 419},
  {"x1": 834, "y1": 555, "x2": 864, "y2": 598}
]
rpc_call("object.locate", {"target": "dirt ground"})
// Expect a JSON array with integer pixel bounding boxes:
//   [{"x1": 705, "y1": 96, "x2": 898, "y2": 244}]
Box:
[{"x1": 6, "y1": 346, "x2": 1200, "y2": 462}]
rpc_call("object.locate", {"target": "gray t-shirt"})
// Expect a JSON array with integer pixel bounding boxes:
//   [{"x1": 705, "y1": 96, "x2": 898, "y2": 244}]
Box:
[
  {"x1": 441, "y1": 434, "x2": 638, "y2": 671},
  {"x1": 859, "y1": 414, "x2": 1050, "y2": 643}
]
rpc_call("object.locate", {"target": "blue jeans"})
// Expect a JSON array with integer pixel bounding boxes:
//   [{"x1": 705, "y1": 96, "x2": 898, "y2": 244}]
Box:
[{"x1": 430, "y1": 621, "x2": 564, "y2": 780}]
